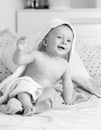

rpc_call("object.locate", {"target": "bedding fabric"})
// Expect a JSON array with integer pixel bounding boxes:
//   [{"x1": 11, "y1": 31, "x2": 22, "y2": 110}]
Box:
[
  {"x1": 0, "y1": 76, "x2": 43, "y2": 104},
  {"x1": 0, "y1": 29, "x2": 20, "y2": 72},
  {"x1": 0, "y1": 98, "x2": 101, "y2": 130},
  {"x1": 76, "y1": 41, "x2": 101, "y2": 80},
  {"x1": 0, "y1": 29, "x2": 13, "y2": 82}
]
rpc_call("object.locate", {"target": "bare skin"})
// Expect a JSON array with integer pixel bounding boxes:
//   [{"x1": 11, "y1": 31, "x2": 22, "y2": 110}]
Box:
[{"x1": 0, "y1": 25, "x2": 74, "y2": 115}]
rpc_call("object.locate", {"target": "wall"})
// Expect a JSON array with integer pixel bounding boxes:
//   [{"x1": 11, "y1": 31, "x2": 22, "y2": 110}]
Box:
[
  {"x1": 0, "y1": 0, "x2": 98, "y2": 32},
  {"x1": 48, "y1": 0, "x2": 96, "y2": 8},
  {"x1": 0, "y1": 0, "x2": 24, "y2": 31},
  {"x1": 71, "y1": 0, "x2": 96, "y2": 8}
]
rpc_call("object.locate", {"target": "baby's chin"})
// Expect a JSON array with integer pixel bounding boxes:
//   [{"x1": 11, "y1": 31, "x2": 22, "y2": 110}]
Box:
[{"x1": 56, "y1": 49, "x2": 69, "y2": 56}]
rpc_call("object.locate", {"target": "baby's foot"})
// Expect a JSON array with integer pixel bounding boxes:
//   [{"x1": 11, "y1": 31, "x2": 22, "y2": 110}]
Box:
[
  {"x1": 35, "y1": 99, "x2": 52, "y2": 114},
  {"x1": 0, "y1": 98, "x2": 23, "y2": 115},
  {"x1": 23, "y1": 105, "x2": 36, "y2": 116}
]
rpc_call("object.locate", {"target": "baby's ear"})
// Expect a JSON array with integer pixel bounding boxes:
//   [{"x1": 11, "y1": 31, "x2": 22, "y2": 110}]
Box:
[{"x1": 42, "y1": 38, "x2": 47, "y2": 47}]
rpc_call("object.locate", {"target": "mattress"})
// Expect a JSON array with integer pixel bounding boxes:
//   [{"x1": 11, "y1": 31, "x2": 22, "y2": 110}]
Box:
[{"x1": 0, "y1": 98, "x2": 101, "y2": 130}]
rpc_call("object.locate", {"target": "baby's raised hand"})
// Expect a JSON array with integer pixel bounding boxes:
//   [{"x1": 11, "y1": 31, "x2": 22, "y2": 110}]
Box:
[{"x1": 17, "y1": 37, "x2": 26, "y2": 51}]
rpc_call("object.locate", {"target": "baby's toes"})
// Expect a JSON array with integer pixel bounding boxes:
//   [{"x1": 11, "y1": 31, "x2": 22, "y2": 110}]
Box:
[
  {"x1": 24, "y1": 106, "x2": 36, "y2": 116},
  {"x1": 0, "y1": 104, "x2": 8, "y2": 113},
  {"x1": 0, "y1": 105, "x2": 14, "y2": 114}
]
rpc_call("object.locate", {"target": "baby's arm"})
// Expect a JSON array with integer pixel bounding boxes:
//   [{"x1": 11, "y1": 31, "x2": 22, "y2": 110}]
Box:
[
  {"x1": 62, "y1": 64, "x2": 73, "y2": 105},
  {"x1": 13, "y1": 37, "x2": 36, "y2": 65}
]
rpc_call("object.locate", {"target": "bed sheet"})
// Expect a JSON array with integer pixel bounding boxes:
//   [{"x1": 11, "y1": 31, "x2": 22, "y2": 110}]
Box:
[{"x1": 0, "y1": 97, "x2": 101, "y2": 130}]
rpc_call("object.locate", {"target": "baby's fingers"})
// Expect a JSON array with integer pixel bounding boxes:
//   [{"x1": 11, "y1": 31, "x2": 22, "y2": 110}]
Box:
[{"x1": 17, "y1": 37, "x2": 26, "y2": 50}]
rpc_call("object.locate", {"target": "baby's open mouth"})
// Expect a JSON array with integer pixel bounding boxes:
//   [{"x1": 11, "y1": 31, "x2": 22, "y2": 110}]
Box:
[{"x1": 57, "y1": 46, "x2": 65, "y2": 50}]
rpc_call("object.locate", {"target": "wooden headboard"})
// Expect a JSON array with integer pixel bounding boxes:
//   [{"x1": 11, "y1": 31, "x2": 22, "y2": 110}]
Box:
[{"x1": 16, "y1": 9, "x2": 101, "y2": 46}]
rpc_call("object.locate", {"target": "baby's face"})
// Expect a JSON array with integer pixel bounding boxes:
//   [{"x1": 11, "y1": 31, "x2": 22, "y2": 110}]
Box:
[{"x1": 45, "y1": 25, "x2": 73, "y2": 57}]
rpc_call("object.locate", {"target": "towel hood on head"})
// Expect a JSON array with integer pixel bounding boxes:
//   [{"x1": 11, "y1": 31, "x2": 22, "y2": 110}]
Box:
[{"x1": 34, "y1": 18, "x2": 76, "y2": 62}]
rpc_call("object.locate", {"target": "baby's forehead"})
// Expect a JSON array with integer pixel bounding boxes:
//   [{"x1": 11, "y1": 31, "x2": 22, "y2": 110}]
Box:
[{"x1": 46, "y1": 24, "x2": 74, "y2": 38}]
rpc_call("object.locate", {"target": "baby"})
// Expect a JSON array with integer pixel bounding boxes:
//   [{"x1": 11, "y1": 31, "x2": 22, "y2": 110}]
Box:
[{"x1": 0, "y1": 19, "x2": 74, "y2": 115}]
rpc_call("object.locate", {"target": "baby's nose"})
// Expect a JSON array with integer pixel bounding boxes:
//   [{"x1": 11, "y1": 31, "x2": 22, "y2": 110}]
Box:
[{"x1": 62, "y1": 39, "x2": 67, "y2": 45}]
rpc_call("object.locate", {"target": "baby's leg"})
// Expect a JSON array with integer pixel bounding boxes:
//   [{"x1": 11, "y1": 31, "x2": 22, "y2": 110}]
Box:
[
  {"x1": 0, "y1": 98, "x2": 23, "y2": 114},
  {"x1": 17, "y1": 92, "x2": 35, "y2": 116},
  {"x1": 18, "y1": 92, "x2": 52, "y2": 115}
]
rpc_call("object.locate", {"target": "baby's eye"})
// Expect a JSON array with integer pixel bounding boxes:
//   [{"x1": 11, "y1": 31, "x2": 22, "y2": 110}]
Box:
[
  {"x1": 67, "y1": 39, "x2": 72, "y2": 42},
  {"x1": 57, "y1": 36, "x2": 61, "y2": 39}
]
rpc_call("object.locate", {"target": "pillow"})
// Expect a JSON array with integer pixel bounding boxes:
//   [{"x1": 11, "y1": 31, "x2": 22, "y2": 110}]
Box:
[
  {"x1": 76, "y1": 41, "x2": 101, "y2": 79},
  {"x1": 0, "y1": 58, "x2": 12, "y2": 82},
  {"x1": 1, "y1": 29, "x2": 21, "y2": 72},
  {"x1": 0, "y1": 29, "x2": 14, "y2": 82},
  {"x1": 70, "y1": 50, "x2": 91, "y2": 79}
]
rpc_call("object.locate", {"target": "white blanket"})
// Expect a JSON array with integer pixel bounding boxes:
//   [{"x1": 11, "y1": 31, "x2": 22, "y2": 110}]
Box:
[{"x1": 0, "y1": 76, "x2": 43, "y2": 104}]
